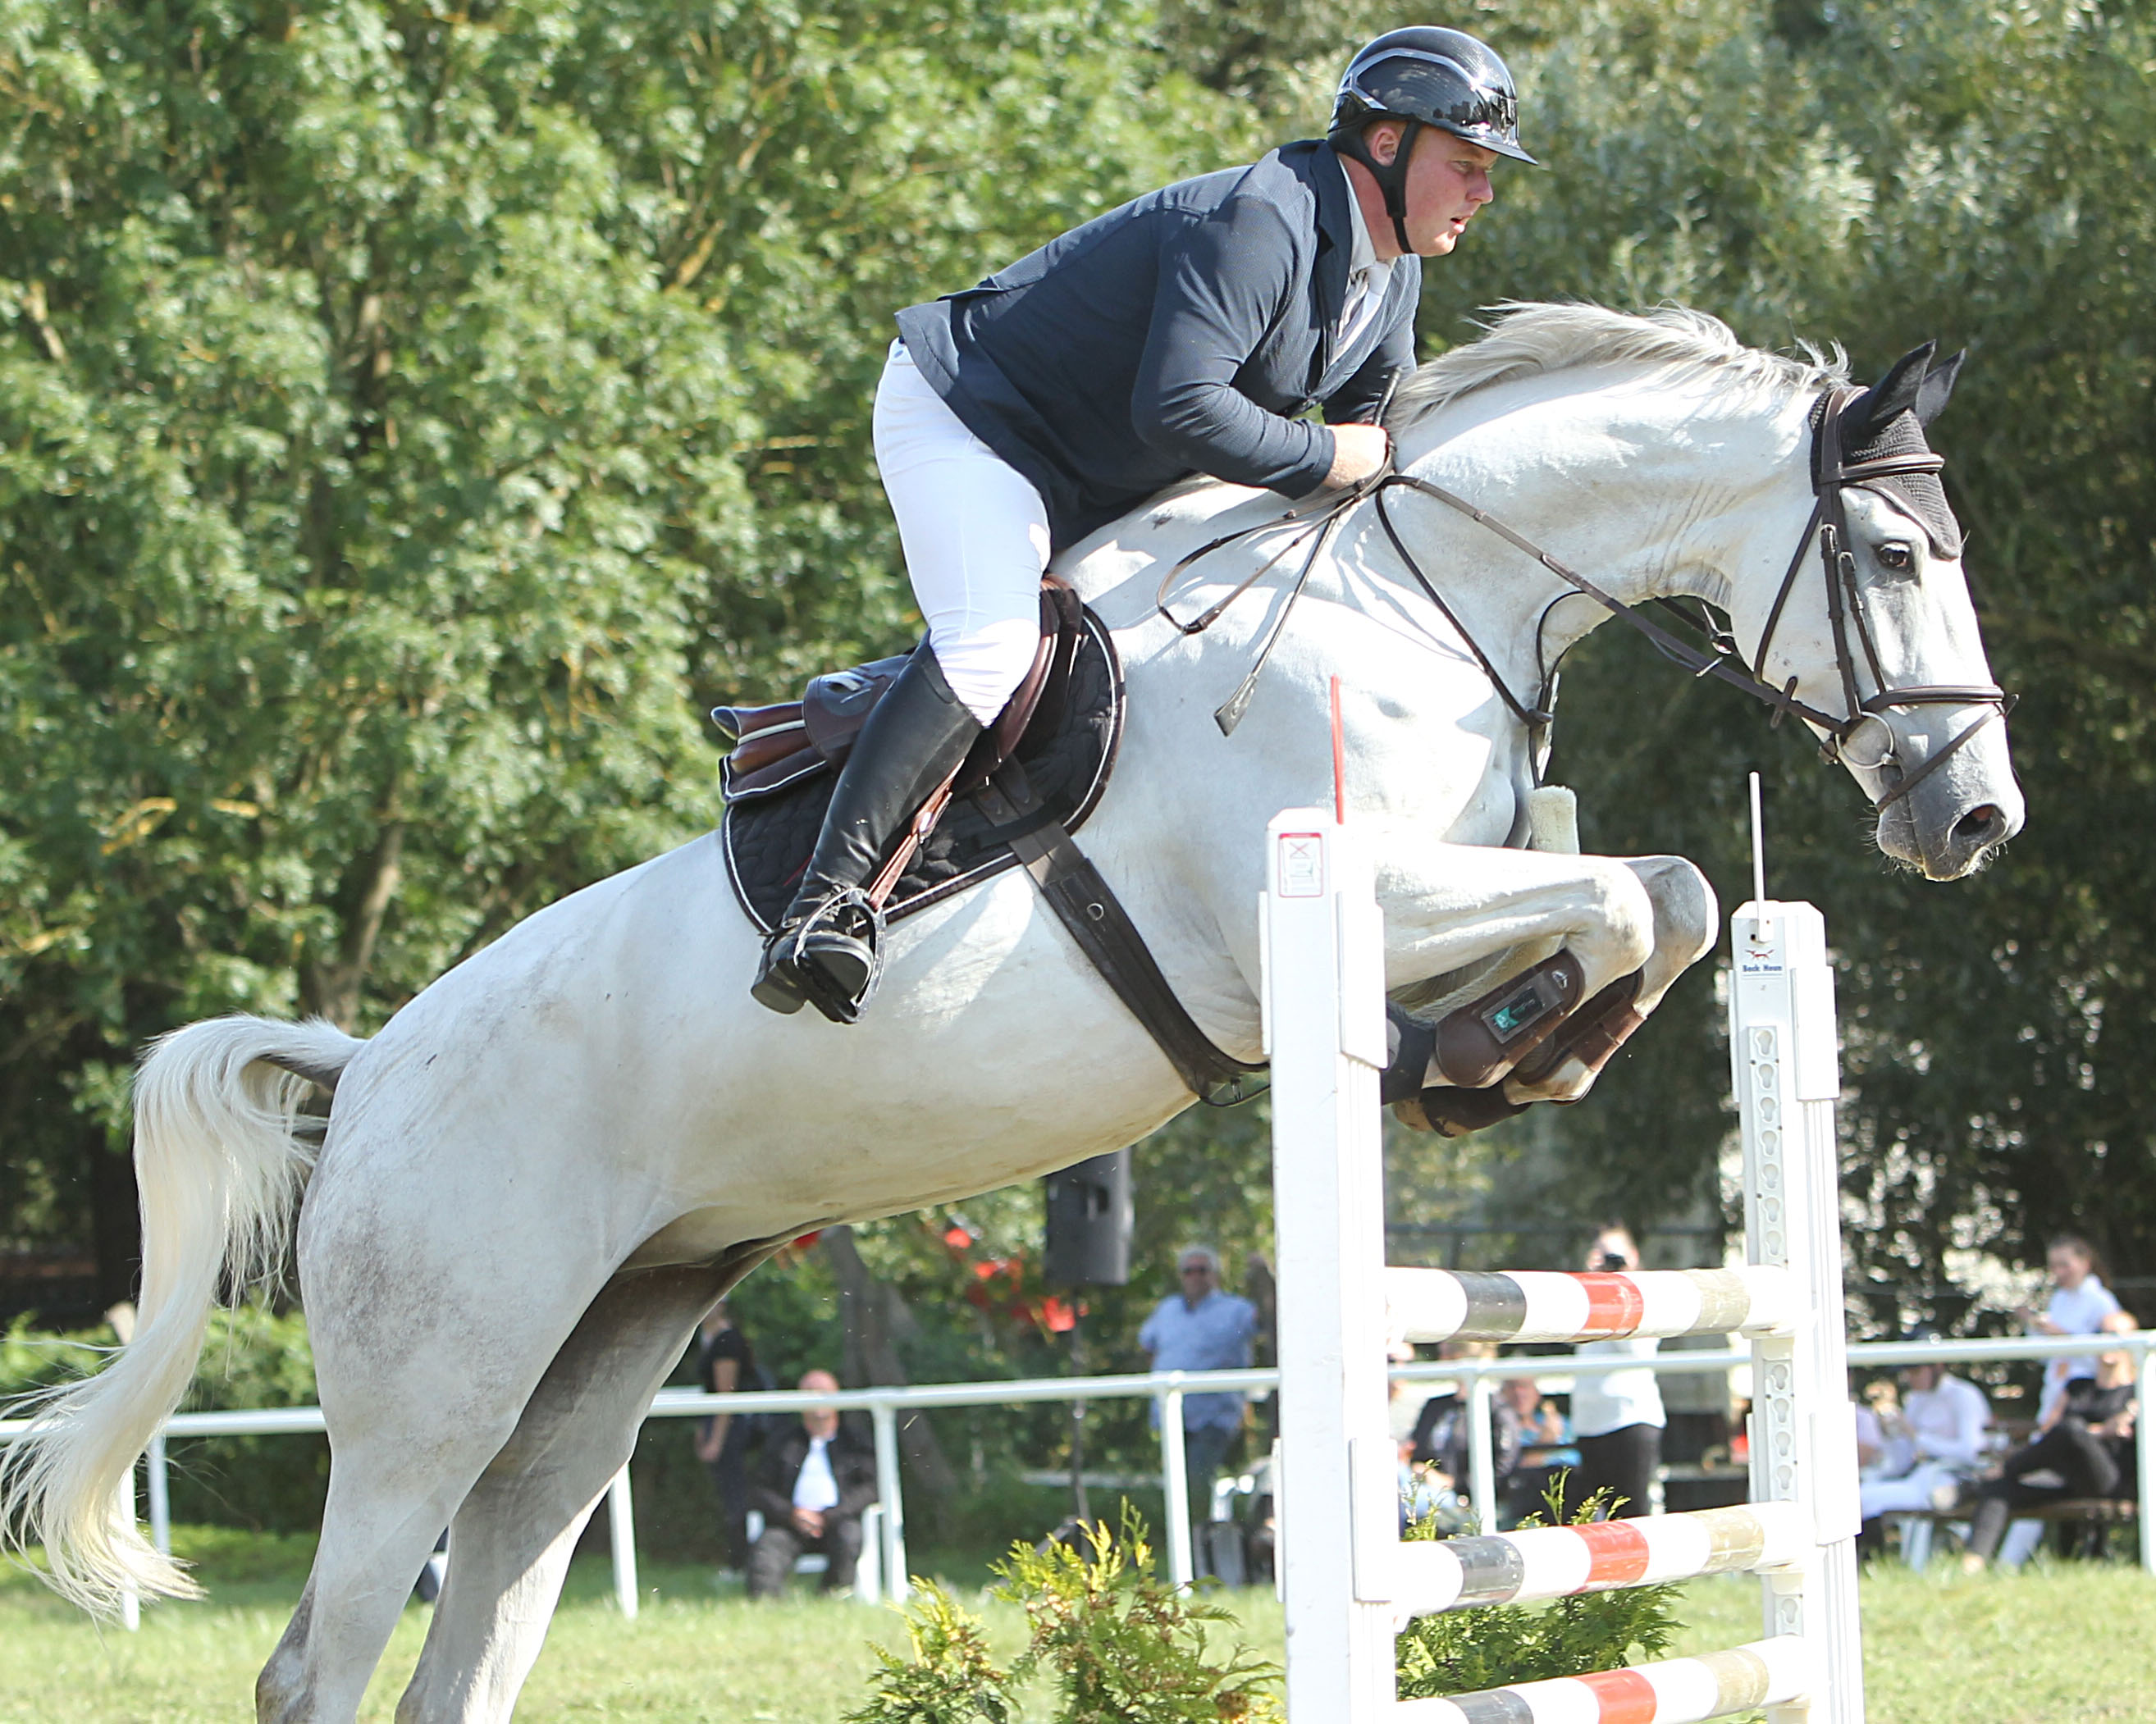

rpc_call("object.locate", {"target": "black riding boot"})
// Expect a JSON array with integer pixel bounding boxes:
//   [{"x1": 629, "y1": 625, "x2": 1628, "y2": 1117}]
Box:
[{"x1": 751, "y1": 647, "x2": 984, "y2": 1022}]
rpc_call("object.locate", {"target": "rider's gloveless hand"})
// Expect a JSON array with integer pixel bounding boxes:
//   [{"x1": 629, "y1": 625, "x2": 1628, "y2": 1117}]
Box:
[{"x1": 1326, "y1": 422, "x2": 1391, "y2": 489}]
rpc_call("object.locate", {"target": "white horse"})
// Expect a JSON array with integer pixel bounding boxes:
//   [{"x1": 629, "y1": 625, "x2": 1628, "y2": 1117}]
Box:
[{"x1": 4, "y1": 305, "x2": 2020, "y2": 1722}]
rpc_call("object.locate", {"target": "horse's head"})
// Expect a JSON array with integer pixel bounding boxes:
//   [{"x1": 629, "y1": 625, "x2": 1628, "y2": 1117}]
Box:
[{"x1": 1736, "y1": 341, "x2": 2024, "y2": 880}]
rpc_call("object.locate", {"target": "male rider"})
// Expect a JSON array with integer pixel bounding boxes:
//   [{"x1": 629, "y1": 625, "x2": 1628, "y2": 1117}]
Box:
[{"x1": 753, "y1": 26, "x2": 1536, "y2": 1022}]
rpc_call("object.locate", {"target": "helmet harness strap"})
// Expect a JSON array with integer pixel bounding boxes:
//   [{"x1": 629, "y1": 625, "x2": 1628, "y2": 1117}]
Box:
[{"x1": 1333, "y1": 117, "x2": 1423, "y2": 256}]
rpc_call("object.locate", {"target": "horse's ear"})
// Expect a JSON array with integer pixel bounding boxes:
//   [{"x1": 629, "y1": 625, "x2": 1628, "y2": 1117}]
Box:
[
  {"x1": 1843, "y1": 340, "x2": 1936, "y2": 443},
  {"x1": 1914, "y1": 349, "x2": 1965, "y2": 426}
]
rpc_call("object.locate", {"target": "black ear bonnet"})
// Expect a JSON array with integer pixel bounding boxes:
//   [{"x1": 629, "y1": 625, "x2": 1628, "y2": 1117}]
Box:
[{"x1": 1811, "y1": 342, "x2": 1966, "y2": 559}]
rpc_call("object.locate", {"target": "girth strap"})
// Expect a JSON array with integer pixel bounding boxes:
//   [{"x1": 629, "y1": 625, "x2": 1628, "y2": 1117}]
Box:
[{"x1": 973, "y1": 762, "x2": 1263, "y2": 1102}]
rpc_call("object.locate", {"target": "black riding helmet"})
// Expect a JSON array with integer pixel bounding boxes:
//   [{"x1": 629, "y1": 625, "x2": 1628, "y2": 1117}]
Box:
[{"x1": 1328, "y1": 26, "x2": 1535, "y2": 254}]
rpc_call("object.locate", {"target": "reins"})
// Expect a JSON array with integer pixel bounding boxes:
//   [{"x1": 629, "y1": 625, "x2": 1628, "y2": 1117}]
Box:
[{"x1": 1156, "y1": 386, "x2": 2012, "y2": 810}]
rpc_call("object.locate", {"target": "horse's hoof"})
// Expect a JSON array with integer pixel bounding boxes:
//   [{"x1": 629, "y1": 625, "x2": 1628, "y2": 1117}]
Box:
[{"x1": 1397, "y1": 1084, "x2": 1530, "y2": 1138}]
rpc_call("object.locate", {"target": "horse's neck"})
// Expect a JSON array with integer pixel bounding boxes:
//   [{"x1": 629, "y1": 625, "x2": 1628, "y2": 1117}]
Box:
[{"x1": 1385, "y1": 375, "x2": 1815, "y2": 676}]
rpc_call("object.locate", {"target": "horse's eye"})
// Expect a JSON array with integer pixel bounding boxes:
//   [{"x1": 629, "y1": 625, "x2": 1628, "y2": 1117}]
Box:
[{"x1": 1876, "y1": 541, "x2": 1914, "y2": 571}]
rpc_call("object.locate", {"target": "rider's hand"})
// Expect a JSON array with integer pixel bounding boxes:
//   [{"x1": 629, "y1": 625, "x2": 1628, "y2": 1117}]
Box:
[{"x1": 1325, "y1": 422, "x2": 1391, "y2": 490}]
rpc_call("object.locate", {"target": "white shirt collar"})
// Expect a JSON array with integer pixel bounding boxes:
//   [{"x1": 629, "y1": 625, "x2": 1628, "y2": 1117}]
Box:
[{"x1": 1342, "y1": 164, "x2": 1380, "y2": 281}]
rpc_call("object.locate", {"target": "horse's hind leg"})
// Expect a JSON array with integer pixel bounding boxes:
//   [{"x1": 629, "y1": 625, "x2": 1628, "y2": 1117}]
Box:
[
  {"x1": 257, "y1": 1197, "x2": 619, "y2": 1723},
  {"x1": 254, "y1": 1371, "x2": 530, "y2": 1724},
  {"x1": 392, "y1": 1261, "x2": 739, "y2": 1724}
]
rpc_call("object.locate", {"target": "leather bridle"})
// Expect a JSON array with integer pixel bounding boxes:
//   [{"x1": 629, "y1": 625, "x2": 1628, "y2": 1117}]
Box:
[{"x1": 1158, "y1": 385, "x2": 2012, "y2": 813}]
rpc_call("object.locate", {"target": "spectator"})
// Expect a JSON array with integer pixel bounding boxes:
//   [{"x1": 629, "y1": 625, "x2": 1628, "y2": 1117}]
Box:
[
  {"x1": 1504, "y1": 1375, "x2": 1569, "y2": 1451},
  {"x1": 1856, "y1": 1342, "x2": 1991, "y2": 1530},
  {"x1": 2024, "y1": 1234, "x2": 2123, "y2": 1427},
  {"x1": 1500, "y1": 1375, "x2": 1574, "y2": 1521},
  {"x1": 1407, "y1": 1347, "x2": 1522, "y2": 1528},
  {"x1": 746, "y1": 1369, "x2": 879, "y2": 1599},
  {"x1": 1963, "y1": 1311, "x2": 2140, "y2": 1570},
  {"x1": 1560, "y1": 1225, "x2": 1665, "y2": 1521},
  {"x1": 1139, "y1": 1245, "x2": 1258, "y2": 1531},
  {"x1": 692, "y1": 1298, "x2": 760, "y2": 1571}
]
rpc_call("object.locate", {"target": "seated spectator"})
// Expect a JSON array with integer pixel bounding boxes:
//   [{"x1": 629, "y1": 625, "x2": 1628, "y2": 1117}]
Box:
[
  {"x1": 1406, "y1": 1345, "x2": 1522, "y2": 1529},
  {"x1": 1962, "y1": 1310, "x2": 2140, "y2": 1570},
  {"x1": 1857, "y1": 1341, "x2": 1991, "y2": 1529},
  {"x1": 2024, "y1": 1234, "x2": 2123, "y2": 1428},
  {"x1": 1499, "y1": 1375, "x2": 1574, "y2": 1521},
  {"x1": 747, "y1": 1369, "x2": 879, "y2": 1599},
  {"x1": 1504, "y1": 1375, "x2": 1569, "y2": 1453}
]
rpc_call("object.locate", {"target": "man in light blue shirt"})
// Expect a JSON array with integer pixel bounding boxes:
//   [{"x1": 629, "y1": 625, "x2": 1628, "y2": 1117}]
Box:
[{"x1": 1139, "y1": 1246, "x2": 1259, "y2": 1530}]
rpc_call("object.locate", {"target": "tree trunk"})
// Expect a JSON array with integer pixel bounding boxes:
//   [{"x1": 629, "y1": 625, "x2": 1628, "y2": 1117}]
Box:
[
  {"x1": 304, "y1": 816, "x2": 405, "y2": 1028},
  {"x1": 821, "y1": 1226, "x2": 959, "y2": 1517}
]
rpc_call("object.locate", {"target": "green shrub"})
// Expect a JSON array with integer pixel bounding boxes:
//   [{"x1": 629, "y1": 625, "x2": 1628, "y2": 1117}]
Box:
[
  {"x1": 1394, "y1": 1477, "x2": 1683, "y2": 1699},
  {"x1": 846, "y1": 1581, "x2": 1015, "y2": 1724},
  {"x1": 852, "y1": 1507, "x2": 1281, "y2": 1724}
]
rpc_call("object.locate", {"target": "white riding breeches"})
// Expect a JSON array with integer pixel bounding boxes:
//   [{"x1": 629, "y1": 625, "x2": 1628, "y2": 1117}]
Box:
[
  {"x1": 1858, "y1": 1460, "x2": 1963, "y2": 1520},
  {"x1": 873, "y1": 341, "x2": 1052, "y2": 724}
]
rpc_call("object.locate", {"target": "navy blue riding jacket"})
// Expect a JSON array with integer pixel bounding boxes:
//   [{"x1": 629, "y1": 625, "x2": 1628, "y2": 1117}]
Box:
[{"x1": 895, "y1": 139, "x2": 1421, "y2": 552}]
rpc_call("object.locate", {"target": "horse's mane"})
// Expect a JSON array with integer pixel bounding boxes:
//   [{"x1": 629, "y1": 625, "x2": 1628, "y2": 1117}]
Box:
[{"x1": 1388, "y1": 302, "x2": 1847, "y2": 427}]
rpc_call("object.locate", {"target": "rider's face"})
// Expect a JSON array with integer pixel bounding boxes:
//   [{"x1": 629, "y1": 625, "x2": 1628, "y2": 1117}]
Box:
[{"x1": 1363, "y1": 124, "x2": 1498, "y2": 258}]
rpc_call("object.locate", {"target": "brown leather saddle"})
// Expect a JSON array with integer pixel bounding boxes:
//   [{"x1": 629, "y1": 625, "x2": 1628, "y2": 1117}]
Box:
[
  {"x1": 710, "y1": 579, "x2": 1119, "y2": 930},
  {"x1": 710, "y1": 585, "x2": 1268, "y2": 1101},
  {"x1": 717, "y1": 580, "x2": 1087, "y2": 822}
]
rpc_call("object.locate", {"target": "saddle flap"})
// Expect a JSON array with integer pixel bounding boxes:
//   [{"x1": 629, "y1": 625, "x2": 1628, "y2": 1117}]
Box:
[
  {"x1": 715, "y1": 581, "x2": 1085, "y2": 807},
  {"x1": 802, "y1": 654, "x2": 913, "y2": 764},
  {"x1": 958, "y1": 579, "x2": 1086, "y2": 793}
]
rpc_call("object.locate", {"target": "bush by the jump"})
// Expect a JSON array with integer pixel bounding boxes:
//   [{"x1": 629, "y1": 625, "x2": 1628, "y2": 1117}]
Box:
[
  {"x1": 1393, "y1": 1476, "x2": 1684, "y2": 1699},
  {"x1": 849, "y1": 1506, "x2": 1281, "y2": 1724}
]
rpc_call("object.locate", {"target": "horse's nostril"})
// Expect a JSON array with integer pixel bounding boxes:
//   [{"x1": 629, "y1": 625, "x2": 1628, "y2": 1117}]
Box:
[{"x1": 1954, "y1": 804, "x2": 2004, "y2": 846}]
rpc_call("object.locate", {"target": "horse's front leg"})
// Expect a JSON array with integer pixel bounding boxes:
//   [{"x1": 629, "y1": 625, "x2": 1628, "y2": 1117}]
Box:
[
  {"x1": 1499, "y1": 851, "x2": 1717, "y2": 1104},
  {"x1": 1369, "y1": 830, "x2": 1715, "y2": 1109}
]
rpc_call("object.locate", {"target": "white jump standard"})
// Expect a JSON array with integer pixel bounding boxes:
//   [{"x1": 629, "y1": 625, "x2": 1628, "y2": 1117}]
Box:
[{"x1": 1262, "y1": 809, "x2": 1865, "y2": 1722}]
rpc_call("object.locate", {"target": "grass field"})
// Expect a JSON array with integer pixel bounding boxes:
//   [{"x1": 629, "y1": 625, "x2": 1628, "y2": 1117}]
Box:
[{"x1": 3, "y1": 1528, "x2": 2154, "y2": 1722}]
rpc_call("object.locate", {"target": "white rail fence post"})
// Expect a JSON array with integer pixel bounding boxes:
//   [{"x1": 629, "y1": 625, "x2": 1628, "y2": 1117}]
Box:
[
  {"x1": 1158, "y1": 1388, "x2": 1194, "y2": 1588},
  {"x1": 606, "y1": 1465, "x2": 637, "y2": 1619},
  {"x1": 869, "y1": 1402, "x2": 910, "y2": 1604},
  {"x1": 146, "y1": 1432, "x2": 171, "y2": 1558},
  {"x1": 1263, "y1": 806, "x2": 1866, "y2": 1722}
]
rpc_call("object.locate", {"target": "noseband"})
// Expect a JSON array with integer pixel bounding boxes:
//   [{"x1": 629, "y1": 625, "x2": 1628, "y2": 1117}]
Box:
[{"x1": 1158, "y1": 385, "x2": 2012, "y2": 813}]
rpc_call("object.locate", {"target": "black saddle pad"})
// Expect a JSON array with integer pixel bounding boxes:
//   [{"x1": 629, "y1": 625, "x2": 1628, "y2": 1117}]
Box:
[{"x1": 720, "y1": 609, "x2": 1123, "y2": 933}]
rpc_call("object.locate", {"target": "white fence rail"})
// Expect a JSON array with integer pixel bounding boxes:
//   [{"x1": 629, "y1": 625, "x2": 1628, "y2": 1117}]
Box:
[{"x1": 4, "y1": 1331, "x2": 2148, "y2": 1628}]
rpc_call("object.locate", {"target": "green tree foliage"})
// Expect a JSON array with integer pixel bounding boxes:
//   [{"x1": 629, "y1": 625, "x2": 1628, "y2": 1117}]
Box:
[
  {"x1": 0, "y1": 0, "x2": 1256, "y2": 1300},
  {"x1": 1414, "y1": 0, "x2": 2156, "y2": 1321},
  {"x1": 2, "y1": 0, "x2": 2150, "y2": 1352}
]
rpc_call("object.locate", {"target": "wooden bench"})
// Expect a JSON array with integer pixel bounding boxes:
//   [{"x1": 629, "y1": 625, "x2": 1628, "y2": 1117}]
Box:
[{"x1": 1888, "y1": 1496, "x2": 2137, "y2": 1569}]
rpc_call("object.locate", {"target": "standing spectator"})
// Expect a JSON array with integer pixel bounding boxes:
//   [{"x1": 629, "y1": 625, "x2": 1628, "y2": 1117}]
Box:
[
  {"x1": 1856, "y1": 1343, "x2": 1991, "y2": 1526},
  {"x1": 1560, "y1": 1226, "x2": 1665, "y2": 1521},
  {"x1": 746, "y1": 1369, "x2": 879, "y2": 1599},
  {"x1": 1963, "y1": 1310, "x2": 2140, "y2": 1569},
  {"x1": 1139, "y1": 1245, "x2": 1258, "y2": 1532},
  {"x1": 692, "y1": 1299, "x2": 759, "y2": 1571},
  {"x1": 2025, "y1": 1234, "x2": 2122, "y2": 1427}
]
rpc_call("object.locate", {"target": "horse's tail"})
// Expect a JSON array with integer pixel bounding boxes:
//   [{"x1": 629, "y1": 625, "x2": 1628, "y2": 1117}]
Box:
[{"x1": 1, "y1": 1015, "x2": 363, "y2": 1615}]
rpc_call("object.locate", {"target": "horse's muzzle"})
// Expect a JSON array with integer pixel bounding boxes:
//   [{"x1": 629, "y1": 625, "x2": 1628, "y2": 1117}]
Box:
[{"x1": 1881, "y1": 778, "x2": 2024, "y2": 881}]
